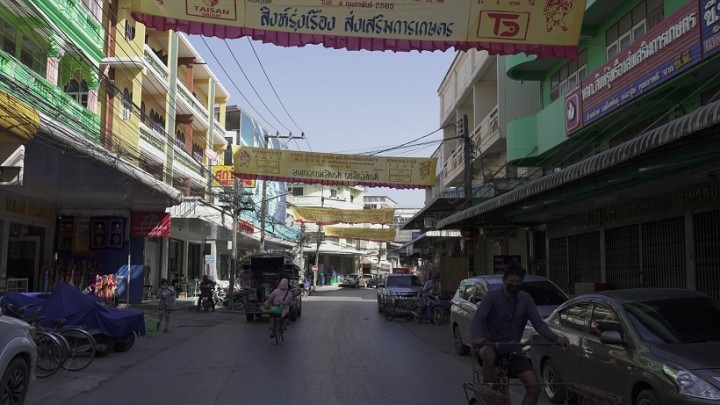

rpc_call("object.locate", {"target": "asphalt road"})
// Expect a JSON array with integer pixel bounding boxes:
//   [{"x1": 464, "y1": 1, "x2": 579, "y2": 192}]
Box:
[{"x1": 25, "y1": 287, "x2": 548, "y2": 405}]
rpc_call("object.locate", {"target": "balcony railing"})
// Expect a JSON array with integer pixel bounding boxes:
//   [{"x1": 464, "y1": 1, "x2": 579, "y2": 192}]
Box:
[
  {"x1": 472, "y1": 106, "x2": 501, "y2": 156},
  {"x1": 178, "y1": 84, "x2": 209, "y2": 127},
  {"x1": 0, "y1": 49, "x2": 100, "y2": 143},
  {"x1": 143, "y1": 45, "x2": 169, "y2": 82},
  {"x1": 35, "y1": 0, "x2": 104, "y2": 63}
]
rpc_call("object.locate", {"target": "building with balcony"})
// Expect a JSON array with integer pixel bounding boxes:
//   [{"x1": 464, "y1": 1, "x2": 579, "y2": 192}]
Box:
[
  {"x1": 437, "y1": 0, "x2": 720, "y2": 298},
  {"x1": 0, "y1": 0, "x2": 185, "y2": 298}
]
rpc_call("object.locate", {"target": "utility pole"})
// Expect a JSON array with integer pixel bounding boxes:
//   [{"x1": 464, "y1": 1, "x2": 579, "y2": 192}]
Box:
[
  {"x1": 228, "y1": 176, "x2": 240, "y2": 309},
  {"x1": 259, "y1": 132, "x2": 304, "y2": 252},
  {"x1": 461, "y1": 114, "x2": 473, "y2": 208},
  {"x1": 313, "y1": 187, "x2": 324, "y2": 287}
]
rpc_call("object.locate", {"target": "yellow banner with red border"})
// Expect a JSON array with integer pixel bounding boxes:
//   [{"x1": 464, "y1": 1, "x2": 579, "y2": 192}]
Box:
[
  {"x1": 324, "y1": 226, "x2": 397, "y2": 242},
  {"x1": 232, "y1": 146, "x2": 436, "y2": 189},
  {"x1": 130, "y1": 0, "x2": 585, "y2": 57},
  {"x1": 212, "y1": 165, "x2": 255, "y2": 188},
  {"x1": 289, "y1": 206, "x2": 394, "y2": 225}
]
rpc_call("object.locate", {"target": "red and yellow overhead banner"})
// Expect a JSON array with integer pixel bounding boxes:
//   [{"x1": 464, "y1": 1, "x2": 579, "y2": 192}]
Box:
[
  {"x1": 324, "y1": 226, "x2": 397, "y2": 242},
  {"x1": 212, "y1": 165, "x2": 255, "y2": 188},
  {"x1": 130, "y1": 0, "x2": 585, "y2": 57},
  {"x1": 289, "y1": 206, "x2": 394, "y2": 225},
  {"x1": 232, "y1": 146, "x2": 436, "y2": 189}
]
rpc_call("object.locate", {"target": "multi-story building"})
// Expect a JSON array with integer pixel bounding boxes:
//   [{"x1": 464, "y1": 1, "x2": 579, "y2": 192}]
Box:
[
  {"x1": 432, "y1": 0, "x2": 720, "y2": 298},
  {"x1": 0, "y1": 1, "x2": 299, "y2": 302},
  {"x1": 0, "y1": 0, "x2": 188, "y2": 298}
]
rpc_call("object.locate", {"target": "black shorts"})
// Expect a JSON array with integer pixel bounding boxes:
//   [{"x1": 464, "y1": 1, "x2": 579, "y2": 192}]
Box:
[{"x1": 497, "y1": 352, "x2": 533, "y2": 378}]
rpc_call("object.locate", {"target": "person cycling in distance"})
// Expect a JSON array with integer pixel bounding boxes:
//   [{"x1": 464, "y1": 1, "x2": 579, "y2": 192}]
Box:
[{"x1": 471, "y1": 263, "x2": 569, "y2": 405}]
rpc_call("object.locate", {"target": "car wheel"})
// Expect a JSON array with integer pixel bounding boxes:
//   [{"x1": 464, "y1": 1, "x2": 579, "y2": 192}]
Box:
[
  {"x1": 246, "y1": 313, "x2": 255, "y2": 322},
  {"x1": 1, "y1": 357, "x2": 29, "y2": 404},
  {"x1": 453, "y1": 326, "x2": 470, "y2": 355},
  {"x1": 635, "y1": 389, "x2": 660, "y2": 405},
  {"x1": 114, "y1": 333, "x2": 136, "y2": 353},
  {"x1": 541, "y1": 359, "x2": 566, "y2": 404},
  {"x1": 289, "y1": 307, "x2": 298, "y2": 321}
]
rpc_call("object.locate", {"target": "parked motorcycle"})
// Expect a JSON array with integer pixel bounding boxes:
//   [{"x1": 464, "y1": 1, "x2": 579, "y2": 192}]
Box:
[{"x1": 300, "y1": 284, "x2": 311, "y2": 298}]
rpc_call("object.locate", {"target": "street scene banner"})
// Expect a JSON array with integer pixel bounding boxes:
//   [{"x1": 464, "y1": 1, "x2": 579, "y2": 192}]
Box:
[
  {"x1": 289, "y1": 206, "x2": 395, "y2": 225},
  {"x1": 130, "y1": 0, "x2": 585, "y2": 57},
  {"x1": 232, "y1": 146, "x2": 436, "y2": 189},
  {"x1": 324, "y1": 226, "x2": 397, "y2": 242}
]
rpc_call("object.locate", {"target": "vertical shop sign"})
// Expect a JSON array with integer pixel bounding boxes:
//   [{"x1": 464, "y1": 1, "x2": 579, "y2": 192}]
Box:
[
  {"x1": 72, "y1": 217, "x2": 90, "y2": 253},
  {"x1": 107, "y1": 218, "x2": 126, "y2": 249},
  {"x1": 701, "y1": 0, "x2": 720, "y2": 57},
  {"x1": 89, "y1": 217, "x2": 108, "y2": 249},
  {"x1": 131, "y1": 212, "x2": 171, "y2": 237},
  {"x1": 57, "y1": 217, "x2": 74, "y2": 252}
]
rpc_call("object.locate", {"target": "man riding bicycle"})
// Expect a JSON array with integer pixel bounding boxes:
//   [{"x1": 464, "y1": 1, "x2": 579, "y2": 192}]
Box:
[{"x1": 471, "y1": 263, "x2": 569, "y2": 405}]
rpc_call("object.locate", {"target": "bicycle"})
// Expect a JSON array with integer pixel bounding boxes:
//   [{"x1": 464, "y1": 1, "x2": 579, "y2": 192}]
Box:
[
  {"x1": 269, "y1": 313, "x2": 288, "y2": 345},
  {"x1": 463, "y1": 341, "x2": 624, "y2": 405},
  {"x1": 46, "y1": 319, "x2": 97, "y2": 371},
  {"x1": 0, "y1": 300, "x2": 65, "y2": 378}
]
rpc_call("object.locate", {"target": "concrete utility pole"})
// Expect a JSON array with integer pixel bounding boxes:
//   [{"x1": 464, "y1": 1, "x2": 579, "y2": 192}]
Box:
[
  {"x1": 313, "y1": 187, "x2": 324, "y2": 287},
  {"x1": 259, "y1": 132, "x2": 304, "y2": 252},
  {"x1": 461, "y1": 114, "x2": 473, "y2": 208},
  {"x1": 229, "y1": 176, "x2": 239, "y2": 307}
]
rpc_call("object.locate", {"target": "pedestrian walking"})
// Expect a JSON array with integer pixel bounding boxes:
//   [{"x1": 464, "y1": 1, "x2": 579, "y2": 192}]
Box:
[{"x1": 157, "y1": 278, "x2": 176, "y2": 333}]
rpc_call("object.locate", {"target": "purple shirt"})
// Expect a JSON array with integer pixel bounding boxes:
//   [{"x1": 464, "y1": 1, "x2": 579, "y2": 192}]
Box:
[{"x1": 471, "y1": 287, "x2": 558, "y2": 350}]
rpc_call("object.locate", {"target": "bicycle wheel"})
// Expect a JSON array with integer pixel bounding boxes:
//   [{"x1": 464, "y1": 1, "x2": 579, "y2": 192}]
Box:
[
  {"x1": 34, "y1": 332, "x2": 64, "y2": 378},
  {"x1": 61, "y1": 328, "x2": 96, "y2": 371},
  {"x1": 273, "y1": 320, "x2": 281, "y2": 345},
  {"x1": 431, "y1": 306, "x2": 445, "y2": 325}
]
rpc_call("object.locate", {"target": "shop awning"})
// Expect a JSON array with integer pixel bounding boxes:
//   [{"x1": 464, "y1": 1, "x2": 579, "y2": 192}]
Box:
[{"x1": 438, "y1": 99, "x2": 720, "y2": 229}]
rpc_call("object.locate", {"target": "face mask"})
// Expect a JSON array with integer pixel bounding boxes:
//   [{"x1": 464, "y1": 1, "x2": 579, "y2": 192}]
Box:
[{"x1": 506, "y1": 284, "x2": 522, "y2": 295}]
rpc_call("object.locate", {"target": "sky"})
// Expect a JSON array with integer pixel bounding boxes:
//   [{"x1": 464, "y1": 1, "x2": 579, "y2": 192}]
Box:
[{"x1": 188, "y1": 36, "x2": 457, "y2": 208}]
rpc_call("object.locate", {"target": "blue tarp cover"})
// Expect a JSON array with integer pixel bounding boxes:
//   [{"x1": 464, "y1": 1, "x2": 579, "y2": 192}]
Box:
[{"x1": 1, "y1": 283, "x2": 145, "y2": 337}]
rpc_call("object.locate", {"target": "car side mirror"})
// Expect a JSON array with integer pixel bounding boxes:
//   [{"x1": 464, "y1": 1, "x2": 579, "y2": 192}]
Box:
[{"x1": 600, "y1": 330, "x2": 624, "y2": 345}]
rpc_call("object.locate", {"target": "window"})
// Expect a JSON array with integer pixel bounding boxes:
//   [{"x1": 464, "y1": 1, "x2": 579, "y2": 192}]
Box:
[
  {"x1": 64, "y1": 77, "x2": 88, "y2": 107},
  {"x1": 0, "y1": 20, "x2": 16, "y2": 56},
  {"x1": 121, "y1": 89, "x2": 132, "y2": 121},
  {"x1": 606, "y1": 0, "x2": 663, "y2": 59},
  {"x1": 330, "y1": 189, "x2": 338, "y2": 198},
  {"x1": 559, "y1": 303, "x2": 590, "y2": 332},
  {"x1": 590, "y1": 305, "x2": 623, "y2": 337},
  {"x1": 291, "y1": 187, "x2": 304, "y2": 196},
  {"x1": 550, "y1": 49, "x2": 587, "y2": 101},
  {"x1": 18, "y1": 36, "x2": 45, "y2": 77},
  {"x1": 124, "y1": 21, "x2": 135, "y2": 41}
]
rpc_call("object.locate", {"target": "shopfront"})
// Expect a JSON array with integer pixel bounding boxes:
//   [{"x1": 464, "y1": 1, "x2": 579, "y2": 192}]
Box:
[{"x1": 0, "y1": 191, "x2": 55, "y2": 292}]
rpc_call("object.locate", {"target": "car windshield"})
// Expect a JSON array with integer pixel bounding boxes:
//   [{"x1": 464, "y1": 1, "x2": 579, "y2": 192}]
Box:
[
  {"x1": 624, "y1": 296, "x2": 720, "y2": 344},
  {"x1": 386, "y1": 276, "x2": 422, "y2": 287}
]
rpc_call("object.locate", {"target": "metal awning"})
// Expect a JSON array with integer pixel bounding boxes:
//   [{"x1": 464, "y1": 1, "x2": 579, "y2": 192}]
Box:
[{"x1": 438, "y1": 99, "x2": 720, "y2": 229}]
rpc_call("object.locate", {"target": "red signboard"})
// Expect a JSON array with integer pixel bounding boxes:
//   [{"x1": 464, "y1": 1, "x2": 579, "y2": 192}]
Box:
[
  {"x1": 131, "y1": 212, "x2": 171, "y2": 238},
  {"x1": 238, "y1": 219, "x2": 254, "y2": 235}
]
